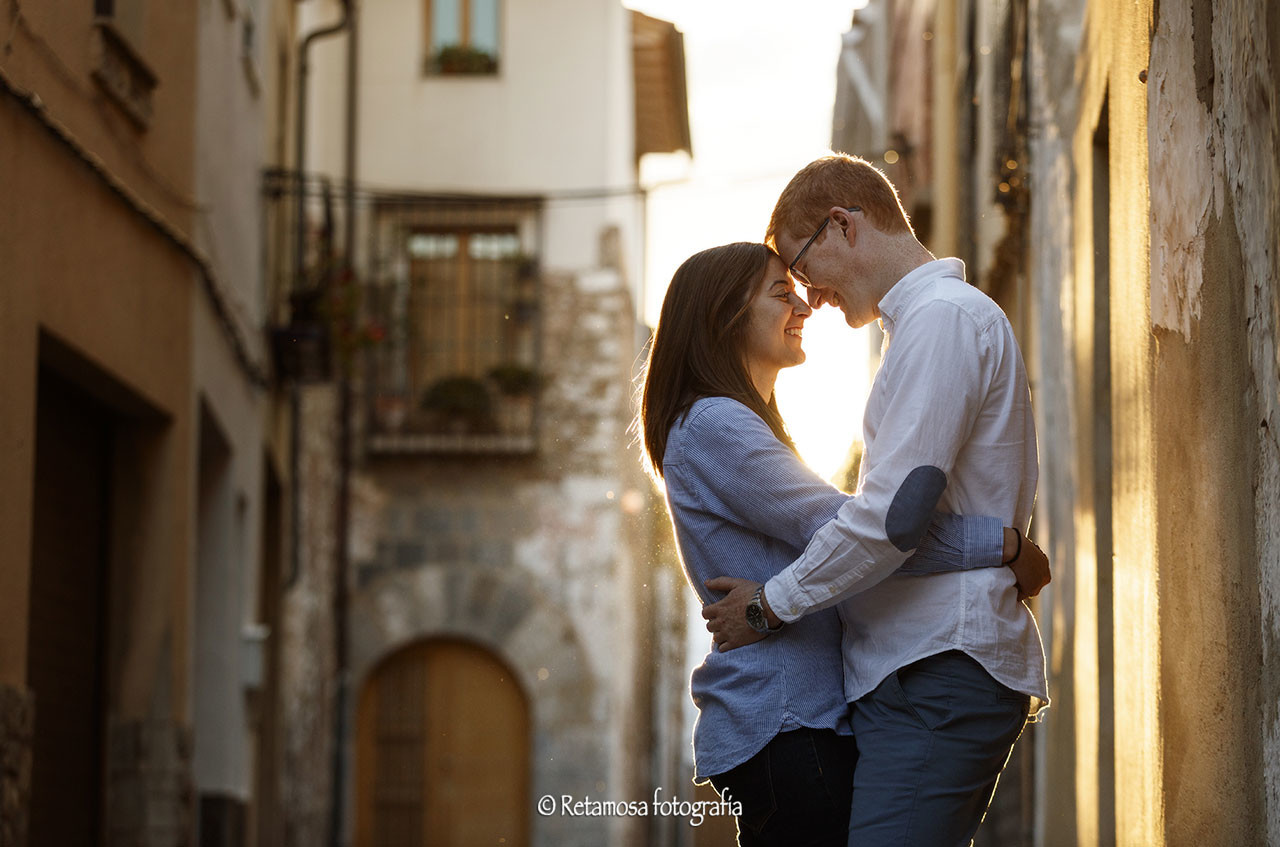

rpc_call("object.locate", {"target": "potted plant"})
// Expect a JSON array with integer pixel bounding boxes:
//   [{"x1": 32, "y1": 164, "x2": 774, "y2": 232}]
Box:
[
  {"x1": 511, "y1": 253, "x2": 539, "y2": 281},
  {"x1": 487, "y1": 364, "x2": 542, "y2": 434},
  {"x1": 507, "y1": 255, "x2": 540, "y2": 325},
  {"x1": 421, "y1": 375, "x2": 494, "y2": 434},
  {"x1": 430, "y1": 44, "x2": 498, "y2": 76},
  {"x1": 373, "y1": 392, "x2": 409, "y2": 433}
]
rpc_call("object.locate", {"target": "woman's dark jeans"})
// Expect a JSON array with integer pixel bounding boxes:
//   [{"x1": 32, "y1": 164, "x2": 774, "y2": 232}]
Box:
[{"x1": 708, "y1": 727, "x2": 856, "y2": 847}]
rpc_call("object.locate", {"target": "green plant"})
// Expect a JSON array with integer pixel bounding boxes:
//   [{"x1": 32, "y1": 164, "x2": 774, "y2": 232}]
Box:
[
  {"x1": 509, "y1": 254, "x2": 539, "y2": 280},
  {"x1": 487, "y1": 364, "x2": 543, "y2": 396},
  {"x1": 431, "y1": 44, "x2": 498, "y2": 75},
  {"x1": 421, "y1": 375, "x2": 493, "y2": 430},
  {"x1": 315, "y1": 262, "x2": 386, "y2": 374}
]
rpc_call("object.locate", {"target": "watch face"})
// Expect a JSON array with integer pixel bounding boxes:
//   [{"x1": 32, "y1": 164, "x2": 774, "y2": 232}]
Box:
[{"x1": 745, "y1": 600, "x2": 767, "y2": 633}]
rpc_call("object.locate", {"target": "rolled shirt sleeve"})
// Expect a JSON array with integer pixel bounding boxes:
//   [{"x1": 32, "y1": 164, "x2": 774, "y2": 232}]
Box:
[
  {"x1": 764, "y1": 299, "x2": 1000, "y2": 621},
  {"x1": 899, "y1": 512, "x2": 1005, "y2": 574}
]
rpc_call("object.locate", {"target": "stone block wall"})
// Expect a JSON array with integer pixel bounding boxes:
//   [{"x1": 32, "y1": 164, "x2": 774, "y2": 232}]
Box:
[
  {"x1": 0, "y1": 685, "x2": 32, "y2": 847},
  {"x1": 104, "y1": 718, "x2": 194, "y2": 847},
  {"x1": 277, "y1": 384, "x2": 340, "y2": 847}
]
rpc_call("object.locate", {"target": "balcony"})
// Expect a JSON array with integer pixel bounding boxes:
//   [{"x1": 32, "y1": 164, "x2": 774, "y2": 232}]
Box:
[{"x1": 363, "y1": 196, "x2": 543, "y2": 456}]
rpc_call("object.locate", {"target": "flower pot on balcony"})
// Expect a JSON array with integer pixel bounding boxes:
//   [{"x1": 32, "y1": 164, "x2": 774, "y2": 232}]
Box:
[
  {"x1": 495, "y1": 395, "x2": 534, "y2": 435},
  {"x1": 421, "y1": 375, "x2": 495, "y2": 434},
  {"x1": 374, "y1": 394, "x2": 409, "y2": 433},
  {"x1": 431, "y1": 44, "x2": 498, "y2": 75},
  {"x1": 487, "y1": 365, "x2": 542, "y2": 435}
]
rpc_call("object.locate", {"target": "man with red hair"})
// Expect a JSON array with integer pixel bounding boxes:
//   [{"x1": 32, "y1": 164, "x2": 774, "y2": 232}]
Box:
[{"x1": 705, "y1": 154, "x2": 1048, "y2": 846}]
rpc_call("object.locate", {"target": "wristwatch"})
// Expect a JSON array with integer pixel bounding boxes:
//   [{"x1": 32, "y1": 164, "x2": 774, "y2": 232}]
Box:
[{"x1": 745, "y1": 587, "x2": 783, "y2": 635}]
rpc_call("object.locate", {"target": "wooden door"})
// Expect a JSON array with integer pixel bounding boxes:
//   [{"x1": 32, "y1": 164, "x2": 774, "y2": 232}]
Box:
[{"x1": 356, "y1": 640, "x2": 530, "y2": 847}]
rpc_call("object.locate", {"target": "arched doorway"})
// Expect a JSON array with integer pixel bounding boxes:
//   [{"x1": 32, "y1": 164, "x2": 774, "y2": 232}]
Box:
[{"x1": 355, "y1": 639, "x2": 530, "y2": 847}]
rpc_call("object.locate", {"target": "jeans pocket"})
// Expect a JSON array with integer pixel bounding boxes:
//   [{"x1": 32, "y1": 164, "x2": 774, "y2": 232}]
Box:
[
  {"x1": 883, "y1": 667, "x2": 939, "y2": 731},
  {"x1": 710, "y1": 746, "x2": 778, "y2": 835},
  {"x1": 995, "y1": 682, "x2": 1031, "y2": 709},
  {"x1": 889, "y1": 657, "x2": 963, "y2": 732},
  {"x1": 806, "y1": 730, "x2": 857, "y2": 821},
  {"x1": 995, "y1": 687, "x2": 1032, "y2": 729}
]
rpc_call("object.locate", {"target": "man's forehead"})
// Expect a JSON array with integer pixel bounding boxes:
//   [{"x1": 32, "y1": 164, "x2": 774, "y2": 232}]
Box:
[{"x1": 774, "y1": 232, "x2": 805, "y2": 263}]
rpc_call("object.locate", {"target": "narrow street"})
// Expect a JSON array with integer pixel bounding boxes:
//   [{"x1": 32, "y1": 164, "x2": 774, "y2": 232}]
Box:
[{"x1": 1, "y1": 1, "x2": 1277, "y2": 845}]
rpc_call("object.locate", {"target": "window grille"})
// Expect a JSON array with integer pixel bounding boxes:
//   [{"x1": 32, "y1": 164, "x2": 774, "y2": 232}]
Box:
[
  {"x1": 365, "y1": 196, "x2": 543, "y2": 454},
  {"x1": 261, "y1": 173, "x2": 542, "y2": 454}
]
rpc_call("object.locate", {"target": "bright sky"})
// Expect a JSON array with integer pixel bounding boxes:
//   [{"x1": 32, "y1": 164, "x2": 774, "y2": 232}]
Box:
[{"x1": 625, "y1": 0, "x2": 872, "y2": 482}]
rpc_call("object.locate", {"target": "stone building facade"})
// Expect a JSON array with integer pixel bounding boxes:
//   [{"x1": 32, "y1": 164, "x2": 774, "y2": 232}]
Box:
[
  {"x1": 833, "y1": 0, "x2": 1280, "y2": 844},
  {"x1": 295, "y1": 1, "x2": 695, "y2": 845},
  {"x1": 346, "y1": 255, "x2": 686, "y2": 846}
]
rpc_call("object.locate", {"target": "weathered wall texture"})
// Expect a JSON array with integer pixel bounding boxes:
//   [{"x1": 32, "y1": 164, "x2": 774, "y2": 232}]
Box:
[
  {"x1": 0, "y1": 685, "x2": 32, "y2": 847},
  {"x1": 1208, "y1": 3, "x2": 1280, "y2": 839},
  {"x1": 1147, "y1": 1, "x2": 1216, "y2": 340},
  {"x1": 105, "y1": 718, "x2": 194, "y2": 845},
  {"x1": 278, "y1": 385, "x2": 341, "y2": 847},
  {"x1": 1148, "y1": 1, "x2": 1277, "y2": 843},
  {"x1": 1021, "y1": 0, "x2": 1280, "y2": 843},
  {"x1": 1024, "y1": 0, "x2": 1086, "y2": 841}
]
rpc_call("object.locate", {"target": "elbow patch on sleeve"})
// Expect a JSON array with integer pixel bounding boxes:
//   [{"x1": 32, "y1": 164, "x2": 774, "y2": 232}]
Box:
[{"x1": 885, "y1": 466, "x2": 948, "y2": 551}]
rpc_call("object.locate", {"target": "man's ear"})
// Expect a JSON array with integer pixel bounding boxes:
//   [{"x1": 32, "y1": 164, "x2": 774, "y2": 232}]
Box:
[{"x1": 828, "y1": 206, "x2": 857, "y2": 246}]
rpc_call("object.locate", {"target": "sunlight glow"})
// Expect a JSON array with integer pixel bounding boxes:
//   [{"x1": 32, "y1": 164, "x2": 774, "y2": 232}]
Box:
[
  {"x1": 627, "y1": 0, "x2": 871, "y2": 481},
  {"x1": 775, "y1": 309, "x2": 873, "y2": 482}
]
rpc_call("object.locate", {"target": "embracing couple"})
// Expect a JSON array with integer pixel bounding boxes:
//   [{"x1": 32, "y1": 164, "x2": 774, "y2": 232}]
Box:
[{"x1": 638, "y1": 154, "x2": 1049, "y2": 847}]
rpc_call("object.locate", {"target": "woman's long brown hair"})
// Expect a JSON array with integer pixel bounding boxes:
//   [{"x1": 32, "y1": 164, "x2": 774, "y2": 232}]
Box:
[{"x1": 638, "y1": 242, "x2": 797, "y2": 479}]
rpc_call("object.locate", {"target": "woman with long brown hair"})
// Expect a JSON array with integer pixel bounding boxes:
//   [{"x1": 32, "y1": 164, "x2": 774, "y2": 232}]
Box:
[{"x1": 638, "y1": 242, "x2": 1037, "y2": 846}]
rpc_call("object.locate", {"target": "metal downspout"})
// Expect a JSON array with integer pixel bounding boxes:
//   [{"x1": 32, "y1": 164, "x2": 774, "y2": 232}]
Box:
[
  {"x1": 330, "y1": 2, "x2": 359, "y2": 845},
  {"x1": 283, "y1": 4, "x2": 350, "y2": 846}
]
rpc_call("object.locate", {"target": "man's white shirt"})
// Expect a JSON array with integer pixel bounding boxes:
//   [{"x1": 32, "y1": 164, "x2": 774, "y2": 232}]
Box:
[{"x1": 764, "y1": 258, "x2": 1049, "y2": 709}]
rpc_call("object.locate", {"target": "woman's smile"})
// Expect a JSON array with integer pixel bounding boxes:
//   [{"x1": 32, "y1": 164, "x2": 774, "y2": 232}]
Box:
[{"x1": 740, "y1": 255, "x2": 813, "y2": 399}]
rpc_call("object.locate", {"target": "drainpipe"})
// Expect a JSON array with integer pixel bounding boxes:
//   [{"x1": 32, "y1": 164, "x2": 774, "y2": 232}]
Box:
[
  {"x1": 294, "y1": 4, "x2": 350, "y2": 286},
  {"x1": 287, "y1": 2, "x2": 350, "y2": 591},
  {"x1": 284, "y1": 3, "x2": 351, "y2": 846},
  {"x1": 330, "y1": 2, "x2": 359, "y2": 846}
]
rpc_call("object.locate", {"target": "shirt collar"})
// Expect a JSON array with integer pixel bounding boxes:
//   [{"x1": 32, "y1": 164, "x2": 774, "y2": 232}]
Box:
[{"x1": 877, "y1": 257, "x2": 967, "y2": 331}]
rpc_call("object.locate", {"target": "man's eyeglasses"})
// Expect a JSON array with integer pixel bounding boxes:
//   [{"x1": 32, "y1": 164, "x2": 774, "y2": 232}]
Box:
[{"x1": 787, "y1": 206, "x2": 861, "y2": 289}]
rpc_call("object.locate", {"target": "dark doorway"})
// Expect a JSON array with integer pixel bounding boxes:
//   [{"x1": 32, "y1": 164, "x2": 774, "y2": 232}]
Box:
[{"x1": 27, "y1": 368, "x2": 113, "y2": 846}]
